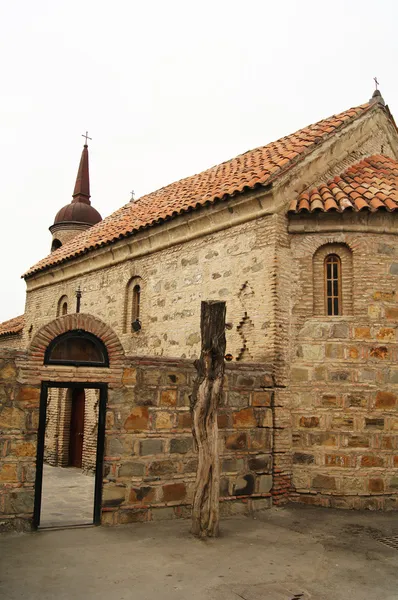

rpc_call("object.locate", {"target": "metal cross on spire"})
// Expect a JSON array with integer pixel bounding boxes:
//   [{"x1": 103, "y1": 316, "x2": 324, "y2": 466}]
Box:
[
  {"x1": 374, "y1": 77, "x2": 379, "y2": 90},
  {"x1": 130, "y1": 190, "x2": 135, "y2": 201},
  {"x1": 82, "y1": 131, "x2": 92, "y2": 145}
]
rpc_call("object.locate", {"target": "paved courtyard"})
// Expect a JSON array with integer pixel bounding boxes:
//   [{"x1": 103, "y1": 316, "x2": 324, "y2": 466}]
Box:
[
  {"x1": 40, "y1": 464, "x2": 95, "y2": 528},
  {"x1": 1, "y1": 505, "x2": 398, "y2": 599}
]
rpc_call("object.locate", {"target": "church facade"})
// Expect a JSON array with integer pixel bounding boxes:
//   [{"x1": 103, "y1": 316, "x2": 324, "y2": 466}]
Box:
[{"x1": 0, "y1": 89, "x2": 397, "y2": 530}]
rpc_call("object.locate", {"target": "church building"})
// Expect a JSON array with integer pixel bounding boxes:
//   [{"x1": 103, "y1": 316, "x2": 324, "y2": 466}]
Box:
[{"x1": 0, "y1": 88, "x2": 397, "y2": 530}]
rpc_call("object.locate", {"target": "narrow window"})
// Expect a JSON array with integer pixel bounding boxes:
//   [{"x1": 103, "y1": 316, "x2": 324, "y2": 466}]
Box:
[
  {"x1": 325, "y1": 254, "x2": 341, "y2": 315},
  {"x1": 62, "y1": 302, "x2": 68, "y2": 315},
  {"x1": 132, "y1": 284, "x2": 141, "y2": 324}
]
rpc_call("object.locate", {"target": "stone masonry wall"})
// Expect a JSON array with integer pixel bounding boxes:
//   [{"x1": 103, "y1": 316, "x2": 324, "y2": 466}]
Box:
[
  {"x1": 287, "y1": 228, "x2": 398, "y2": 509},
  {"x1": 23, "y1": 214, "x2": 279, "y2": 365},
  {"x1": 0, "y1": 350, "x2": 39, "y2": 531},
  {"x1": 103, "y1": 359, "x2": 275, "y2": 525}
]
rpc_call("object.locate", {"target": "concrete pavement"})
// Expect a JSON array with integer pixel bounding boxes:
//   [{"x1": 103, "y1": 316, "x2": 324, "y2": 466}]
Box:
[{"x1": 1, "y1": 504, "x2": 398, "y2": 599}]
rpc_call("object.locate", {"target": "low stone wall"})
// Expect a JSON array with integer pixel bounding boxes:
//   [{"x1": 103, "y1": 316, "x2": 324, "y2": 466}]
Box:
[
  {"x1": 290, "y1": 318, "x2": 398, "y2": 510},
  {"x1": 102, "y1": 359, "x2": 275, "y2": 524},
  {"x1": 0, "y1": 350, "x2": 39, "y2": 531}
]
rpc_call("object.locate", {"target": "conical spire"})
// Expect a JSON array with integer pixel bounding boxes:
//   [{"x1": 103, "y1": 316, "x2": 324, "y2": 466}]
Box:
[{"x1": 72, "y1": 143, "x2": 91, "y2": 205}]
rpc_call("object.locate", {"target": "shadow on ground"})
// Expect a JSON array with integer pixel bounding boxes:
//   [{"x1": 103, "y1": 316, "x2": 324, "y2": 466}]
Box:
[{"x1": 1, "y1": 504, "x2": 398, "y2": 599}]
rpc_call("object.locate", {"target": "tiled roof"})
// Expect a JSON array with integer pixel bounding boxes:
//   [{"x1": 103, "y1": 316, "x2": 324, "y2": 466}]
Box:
[
  {"x1": 0, "y1": 315, "x2": 24, "y2": 337},
  {"x1": 289, "y1": 155, "x2": 398, "y2": 213},
  {"x1": 25, "y1": 102, "x2": 376, "y2": 278}
]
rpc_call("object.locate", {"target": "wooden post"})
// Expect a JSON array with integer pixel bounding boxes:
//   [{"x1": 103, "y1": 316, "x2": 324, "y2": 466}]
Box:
[{"x1": 190, "y1": 300, "x2": 226, "y2": 538}]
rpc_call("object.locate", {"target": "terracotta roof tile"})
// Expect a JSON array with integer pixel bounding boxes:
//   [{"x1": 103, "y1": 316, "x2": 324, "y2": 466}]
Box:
[
  {"x1": 291, "y1": 155, "x2": 398, "y2": 214},
  {"x1": 25, "y1": 102, "x2": 375, "y2": 278},
  {"x1": 0, "y1": 315, "x2": 24, "y2": 337}
]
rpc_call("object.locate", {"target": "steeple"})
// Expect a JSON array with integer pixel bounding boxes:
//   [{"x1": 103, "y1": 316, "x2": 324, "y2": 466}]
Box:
[
  {"x1": 72, "y1": 144, "x2": 91, "y2": 205},
  {"x1": 49, "y1": 136, "x2": 102, "y2": 252}
]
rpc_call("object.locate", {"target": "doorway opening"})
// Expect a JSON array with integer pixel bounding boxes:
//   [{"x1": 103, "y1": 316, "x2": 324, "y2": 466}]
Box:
[{"x1": 34, "y1": 382, "x2": 107, "y2": 529}]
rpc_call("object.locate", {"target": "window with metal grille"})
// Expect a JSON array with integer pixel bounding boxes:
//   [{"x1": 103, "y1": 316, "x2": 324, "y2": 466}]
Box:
[{"x1": 325, "y1": 254, "x2": 341, "y2": 315}]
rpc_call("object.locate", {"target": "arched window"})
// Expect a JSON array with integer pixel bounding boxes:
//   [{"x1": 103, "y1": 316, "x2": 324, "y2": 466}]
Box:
[
  {"x1": 313, "y1": 243, "x2": 353, "y2": 316},
  {"x1": 123, "y1": 276, "x2": 143, "y2": 333},
  {"x1": 132, "y1": 284, "x2": 141, "y2": 322},
  {"x1": 44, "y1": 330, "x2": 109, "y2": 367},
  {"x1": 51, "y1": 239, "x2": 62, "y2": 252},
  {"x1": 324, "y1": 254, "x2": 341, "y2": 315},
  {"x1": 57, "y1": 295, "x2": 69, "y2": 317}
]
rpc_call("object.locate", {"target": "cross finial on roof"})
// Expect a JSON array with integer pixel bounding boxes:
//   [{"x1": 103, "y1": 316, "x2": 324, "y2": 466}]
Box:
[
  {"x1": 82, "y1": 131, "x2": 92, "y2": 146},
  {"x1": 374, "y1": 77, "x2": 379, "y2": 90},
  {"x1": 130, "y1": 190, "x2": 135, "y2": 202}
]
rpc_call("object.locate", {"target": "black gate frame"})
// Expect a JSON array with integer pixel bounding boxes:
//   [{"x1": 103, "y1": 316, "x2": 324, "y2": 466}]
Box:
[{"x1": 33, "y1": 381, "x2": 107, "y2": 529}]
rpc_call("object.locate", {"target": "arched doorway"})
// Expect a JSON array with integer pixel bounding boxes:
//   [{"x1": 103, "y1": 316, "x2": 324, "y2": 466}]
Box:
[{"x1": 34, "y1": 330, "x2": 109, "y2": 529}]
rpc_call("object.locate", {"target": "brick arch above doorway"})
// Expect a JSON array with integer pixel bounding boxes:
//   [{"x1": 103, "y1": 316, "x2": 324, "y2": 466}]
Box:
[{"x1": 24, "y1": 314, "x2": 125, "y2": 386}]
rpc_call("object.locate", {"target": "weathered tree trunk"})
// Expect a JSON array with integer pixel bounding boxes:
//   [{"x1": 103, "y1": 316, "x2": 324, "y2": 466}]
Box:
[{"x1": 190, "y1": 300, "x2": 226, "y2": 538}]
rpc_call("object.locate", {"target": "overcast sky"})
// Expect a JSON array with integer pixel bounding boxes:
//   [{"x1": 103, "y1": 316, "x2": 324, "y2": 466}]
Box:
[{"x1": 0, "y1": 0, "x2": 397, "y2": 322}]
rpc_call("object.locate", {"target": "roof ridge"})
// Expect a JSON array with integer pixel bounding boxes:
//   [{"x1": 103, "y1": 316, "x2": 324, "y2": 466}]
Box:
[{"x1": 25, "y1": 100, "x2": 384, "y2": 278}]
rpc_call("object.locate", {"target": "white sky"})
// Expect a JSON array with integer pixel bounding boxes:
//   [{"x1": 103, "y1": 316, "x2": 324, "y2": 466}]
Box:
[{"x1": 0, "y1": 0, "x2": 397, "y2": 322}]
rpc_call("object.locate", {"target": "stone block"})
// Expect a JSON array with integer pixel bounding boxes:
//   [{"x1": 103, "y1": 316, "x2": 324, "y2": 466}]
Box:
[
  {"x1": 11, "y1": 442, "x2": 36, "y2": 457},
  {"x1": 325, "y1": 454, "x2": 350, "y2": 468},
  {"x1": 129, "y1": 486, "x2": 155, "y2": 503},
  {"x1": 118, "y1": 509, "x2": 148, "y2": 524},
  {"x1": 232, "y1": 408, "x2": 257, "y2": 428},
  {"x1": 148, "y1": 459, "x2": 174, "y2": 476},
  {"x1": 160, "y1": 389, "x2": 177, "y2": 406},
  {"x1": 217, "y1": 413, "x2": 229, "y2": 429},
  {"x1": 299, "y1": 416, "x2": 320, "y2": 428},
  {"x1": 330, "y1": 323, "x2": 349, "y2": 338},
  {"x1": 249, "y1": 429, "x2": 272, "y2": 451},
  {"x1": 257, "y1": 474, "x2": 272, "y2": 493},
  {"x1": 312, "y1": 474, "x2": 336, "y2": 490},
  {"x1": 248, "y1": 454, "x2": 271, "y2": 473},
  {"x1": 233, "y1": 473, "x2": 255, "y2": 496},
  {"x1": 228, "y1": 391, "x2": 250, "y2": 408},
  {"x1": 162, "y1": 482, "x2": 186, "y2": 502},
  {"x1": 255, "y1": 408, "x2": 273, "y2": 428},
  {"x1": 365, "y1": 418, "x2": 384, "y2": 430},
  {"x1": 0, "y1": 363, "x2": 17, "y2": 380},
  {"x1": 347, "y1": 435, "x2": 369, "y2": 448},
  {"x1": 252, "y1": 391, "x2": 273, "y2": 407},
  {"x1": 119, "y1": 462, "x2": 145, "y2": 477},
  {"x1": 5, "y1": 490, "x2": 34, "y2": 514},
  {"x1": 122, "y1": 368, "x2": 137, "y2": 385},
  {"x1": 302, "y1": 345, "x2": 324, "y2": 360},
  {"x1": 177, "y1": 412, "x2": 192, "y2": 429},
  {"x1": 142, "y1": 370, "x2": 162, "y2": 385},
  {"x1": 389, "y1": 262, "x2": 398, "y2": 275},
  {"x1": 293, "y1": 452, "x2": 315, "y2": 465},
  {"x1": 370, "y1": 346, "x2": 389, "y2": 359},
  {"x1": 222, "y1": 458, "x2": 244, "y2": 473},
  {"x1": 17, "y1": 387, "x2": 40, "y2": 403},
  {"x1": 140, "y1": 439, "x2": 163, "y2": 456},
  {"x1": 0, "y1": 407, "x2": 25, "y2": 430},
  {"x1": 291, "y1": 368, "x2": 309, "y2": 382},
  {"x1": 386, "y1": 307, "x2": 398, "y2": 320},
  {"x1": 325, "y1": 344, "x2": 344, "y2": 359},
  {"x1": 369, "y1": 478, "x2": 384, "y2": 493},
  {"x1": 389, "y1": 476, "x2": 398, "y2": 489},
  {"x1": 346, "y1": 394, "x2": 367, "y2": 408},
  {"x1": 225, "y1": 432, "x2": 247, "y2": 450},
  {"x1": 170, "y1": 438, "x2": 193, "y2": 454},
  {"x1": 106, "y1": 436, "x2": 133, "y2": 457},
  {"x1": 354, "y1": 327, "x2": 371, "y2": 339},
  {"x1": 321, "y1": 394, "x2": 341, "y2": 407},
  {"x1": 124, "y1": 407, "x2": 149, "y2": 431},
  {"x1": 165, "y1": 372, "x2": 186, "y2": 385},
  {"x1": 182, "y1": 458, "x2": 198, "y2": 473},
  {"x1": 329, "y1": 371, "x2": 350, "y2": 382},
  {"x1": 152, "y1": 507, "x2": 176, "y2": 520},
  {"x1": 375, "y1": 391, "x2": 396, "y2": 409},
  {"x1": 102, "y1": 485, "x2": 126, "y2": 506},
  {"x1": 155, "y1": 411, "x2": 174, "y2": 429},
  {"x1": 331, "y1": 417, "x2": 353, "y2": 430},
  {"x1": 376, "y1": 328, "x2": 395, "y2": 341},
  {"x1": 0, "y1": 464, "x2": 18, "y2": 482},
  {"x1": 361, "y1": 455, "x2": 384, "y2": 467}
]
